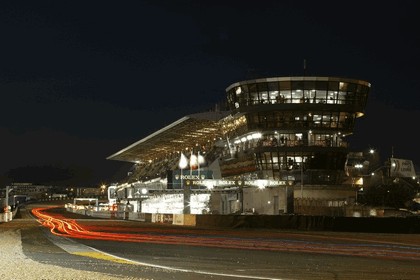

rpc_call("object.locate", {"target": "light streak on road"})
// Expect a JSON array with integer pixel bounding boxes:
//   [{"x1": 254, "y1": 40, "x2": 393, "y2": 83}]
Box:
[{"x1": 32, "y1": 207, "x2": 420, "y2": 261}]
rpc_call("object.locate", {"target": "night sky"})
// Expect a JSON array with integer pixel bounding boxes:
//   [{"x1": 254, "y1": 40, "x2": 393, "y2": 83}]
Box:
[{"x1": 1, "y1": 1, "x2": 419, "y2": 186}]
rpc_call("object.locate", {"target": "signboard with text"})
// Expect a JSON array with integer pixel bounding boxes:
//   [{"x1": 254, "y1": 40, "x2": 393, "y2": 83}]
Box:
[{"x1": 390, "y1": 158, "x2": 416, "y2": 178}]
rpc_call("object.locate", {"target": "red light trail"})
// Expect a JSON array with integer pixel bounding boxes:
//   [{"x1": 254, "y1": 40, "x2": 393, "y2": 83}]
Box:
[{"x1": 32, "y1": 207, "x2": 420, "y2": 261}]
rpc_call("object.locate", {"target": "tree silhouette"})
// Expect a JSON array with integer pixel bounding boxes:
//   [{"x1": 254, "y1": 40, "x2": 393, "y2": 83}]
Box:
[
  {"x1": 363, "y1": 179, "x2": 416, "y2": 208},
  {"x1": 5, "y1": 164, "x2": 93, "y2": 187}
]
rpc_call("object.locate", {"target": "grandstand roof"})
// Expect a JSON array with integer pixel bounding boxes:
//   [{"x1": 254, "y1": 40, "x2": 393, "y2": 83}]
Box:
[{"x1": 107, "y1": 111, "x2": 230, "y2": 163}]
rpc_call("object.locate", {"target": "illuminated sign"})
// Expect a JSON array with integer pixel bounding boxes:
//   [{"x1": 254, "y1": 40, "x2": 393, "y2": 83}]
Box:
[
  {"x1": 173, "y1": 170, "x2": 213, "y2": 182},
  {"x1": 390, "y1": 158, "x2": 416, "y2": 178},
  {"x1": 175, "y1": 174, "x2": 207, "y2": 180},
  {"x1": 186, "y1": 179, "x2": 290, "y2": 188}
]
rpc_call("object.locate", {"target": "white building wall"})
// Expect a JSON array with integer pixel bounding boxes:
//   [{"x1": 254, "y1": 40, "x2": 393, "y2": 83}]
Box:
[{"x1": 243, "y1": 187, "x2": 287, "y2": 215}]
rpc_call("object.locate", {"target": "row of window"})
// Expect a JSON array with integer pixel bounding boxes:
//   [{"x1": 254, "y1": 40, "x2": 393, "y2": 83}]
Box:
[
  {"x1": 255, "y1": 151, "x2": 347, "y2": 182},
  {"x1": 230, "y1": 132, "x2": 346, "y2": 152},
  {"x1": 231, "y1": 90, "x2": 366, "y2": 108},
  {"x1": 227, "y1": 80, "x2": 370, "y2": 110},
  {"x1": 246, "y1": 111, "x2": 356, "y2": 130},
  {"x1": 229, "y1": 80, "x2": 370, "y2": 94}
]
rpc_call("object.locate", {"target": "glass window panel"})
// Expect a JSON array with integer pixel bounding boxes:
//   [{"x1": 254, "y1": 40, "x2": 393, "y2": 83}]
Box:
[
  {"x1": 337, "y1": 91, "x2": 346, "y2": 104},
  {"x1": 339, "y1": 82, "x2": 348, "y2": 91},
  {"x1": 267, "y1": 82, "x2": 278, "y2": 91},
  {"x1": 250, "y1": 92, "x2": 259, "y2": 104},
  {"x1": 280, "y1": 90, "x2": 291, "y2": 103},
  {"x1": 257, "y1": 83, "x2": 269, "y2": 103},
  {"x1": 279, "y1": 81, "x2": 291, "y2": 91},
  {"x1": 292, "y1": 81, "x2": 304, "y2": 91},
  {"x1": 316, "y1": 81, "x2": 328, "y2": 90},
  {"x1": 304, "y1": 81, "x2": 315, "y2": 90},
  {"x1": 315, "y1": 90, "x2": 327, "y2": 103},
  {"x1": 361, "y1": 85, "x2": 370, "y2": 94},
  {"x1": 257, "y1": 82, "x2": 268, "y2": 92},
  {"x1": 268, "y1": 82, "x2": 279, "y2": 103},
  {"x1": 249, "y1": 84, "x2": 257, "y2": 94},
  {"x1": 304, "y1": 89, "x2": 315, "y2": 103},
  {"x1": 293, "y1": 89, "x2": 304, "y2": 103},
  {"x1": 327, "y1": 91, "x2": 337, "y2": 104},
  {"x1": 328, "y1": 81, "x2": 339, "y2": 91},
  {"x1": 347, "y1": 83, "x2": 357, "y2": 92}
]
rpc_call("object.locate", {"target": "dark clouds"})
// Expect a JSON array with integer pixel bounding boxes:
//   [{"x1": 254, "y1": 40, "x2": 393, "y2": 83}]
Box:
[{"x1": 1, "y1": 0, "x2": 419, "y2": 185}]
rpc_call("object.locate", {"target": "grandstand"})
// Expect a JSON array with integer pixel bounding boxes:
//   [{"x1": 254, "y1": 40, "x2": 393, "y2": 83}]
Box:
[{"x1": 107, "y1": 76, "x2": 372, "y2": 215}]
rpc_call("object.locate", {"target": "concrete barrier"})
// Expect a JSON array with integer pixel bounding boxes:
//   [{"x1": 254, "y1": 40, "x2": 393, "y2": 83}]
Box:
[{"x1": 0, "y1": 212, "x2": 11, "y2": 222}]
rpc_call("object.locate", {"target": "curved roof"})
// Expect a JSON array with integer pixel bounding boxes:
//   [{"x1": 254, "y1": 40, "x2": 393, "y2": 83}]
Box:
[
  {"x1": 225, "y1": 76, "x2": 371, "y2": 92},
  {"x1": 107, "y1": 111, "x2": 230, "y2": 163}
]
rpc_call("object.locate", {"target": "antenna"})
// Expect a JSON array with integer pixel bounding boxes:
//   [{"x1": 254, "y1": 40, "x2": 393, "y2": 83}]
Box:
[{"x1": 303, "y1": 59, "x2": 307, "y2": 76}]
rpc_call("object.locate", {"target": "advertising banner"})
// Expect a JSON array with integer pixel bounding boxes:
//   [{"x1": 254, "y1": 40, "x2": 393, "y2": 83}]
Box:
[{"x1": 389, "y1": 158, "x2": 416, "y2": 178}]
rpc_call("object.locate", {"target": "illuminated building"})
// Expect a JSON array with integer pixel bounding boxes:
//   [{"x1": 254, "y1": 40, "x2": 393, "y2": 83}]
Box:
[
  {"x1": 107, "y1": 76, "x2": 371, "y2": 215},
  {"x1": 223, "y1": 76, "x2": 370, "y2": 184}
]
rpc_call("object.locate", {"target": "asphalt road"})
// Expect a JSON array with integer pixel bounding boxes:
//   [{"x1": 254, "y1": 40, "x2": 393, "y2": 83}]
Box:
[{"x1": 4, "y1": 203, "x2": 420, "y2": 280}]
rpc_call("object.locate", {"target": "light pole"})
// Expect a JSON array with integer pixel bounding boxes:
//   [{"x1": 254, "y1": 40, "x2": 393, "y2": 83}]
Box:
[
  {"x1": 5, "y1": 186, "x2": 13, "y2": 211},
  {"x1": 197, "y1": 151, "x2": 205, "y2": 179},
  {"x1": 134, "y1": 187, "x2": 148, "y2": 213},
  {"x1": 300, "y1": 153, "x2": 304, "y2": 198},
  {"x1": 189, "y1": 150, "x2": 197, "y2": 176},
  {"x1": 3, "y1": 186, "x2": 14, "y2": 222},
  {"x1": 179, "y1": 152, "x2": 189, "y2": 214},
  {"x1": 353, "y1": 163, "x2": 363, "y2": 204}
]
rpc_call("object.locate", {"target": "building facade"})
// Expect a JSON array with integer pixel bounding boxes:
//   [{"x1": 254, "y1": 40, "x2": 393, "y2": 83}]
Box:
[
  {"x1": 222, "y1": 76, "x2": 370, "y2": 185},
  {"x1": 108, "y1": 76, "x2": 371, "y2": 215}
]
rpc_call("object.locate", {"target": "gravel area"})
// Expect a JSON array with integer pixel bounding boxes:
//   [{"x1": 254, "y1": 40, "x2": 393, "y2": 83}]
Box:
[{"x1": 0, "y1": 229, "x2": 144, "y2": 280}]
